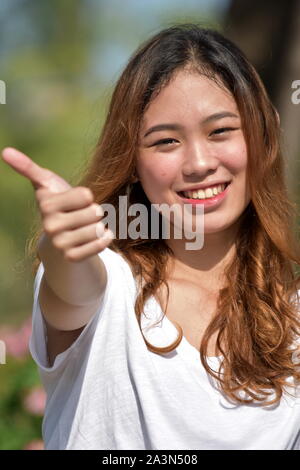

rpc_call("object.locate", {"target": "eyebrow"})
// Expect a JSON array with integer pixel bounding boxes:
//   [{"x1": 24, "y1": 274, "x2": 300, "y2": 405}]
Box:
[{"x1": 143, "y1": 111, "x2": 239, "y2": 138}]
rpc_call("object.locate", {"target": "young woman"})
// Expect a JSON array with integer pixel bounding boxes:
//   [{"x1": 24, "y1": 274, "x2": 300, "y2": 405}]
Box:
[{"x1": 3, "y1": 24, "x2": 300, "y2": 450}]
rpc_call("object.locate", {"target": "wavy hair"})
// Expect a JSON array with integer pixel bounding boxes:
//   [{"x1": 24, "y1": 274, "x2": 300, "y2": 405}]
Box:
[{"x1": 28, "y1": 24, "x2": 300, "y2": 406}]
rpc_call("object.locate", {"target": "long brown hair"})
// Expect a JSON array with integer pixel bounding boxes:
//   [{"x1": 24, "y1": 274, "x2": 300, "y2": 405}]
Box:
[{"x1": 28, "y1": 24, "x2": 300, "y2": 406}]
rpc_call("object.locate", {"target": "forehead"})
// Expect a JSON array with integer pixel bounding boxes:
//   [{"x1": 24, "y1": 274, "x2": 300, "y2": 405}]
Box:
[{"x1": 140, "y1": 70, "x2": 238, "y2": 129}]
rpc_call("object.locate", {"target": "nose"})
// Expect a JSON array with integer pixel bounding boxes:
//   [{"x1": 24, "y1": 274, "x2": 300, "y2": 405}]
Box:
[{"x1": 181, "y1": 141, "x2": 219, "y2": 177}]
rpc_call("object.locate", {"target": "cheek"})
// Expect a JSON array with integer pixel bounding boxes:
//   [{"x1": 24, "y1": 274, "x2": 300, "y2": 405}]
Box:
[
  {"x1": 222, "y1": 139, "x2": 248, "y2": 173},
  {"x1": 136, "y1": 155, "x2": 178, "y2": 188},
  {"x1": 223, "y1": 140, "x2": 250, "y2": 203}
]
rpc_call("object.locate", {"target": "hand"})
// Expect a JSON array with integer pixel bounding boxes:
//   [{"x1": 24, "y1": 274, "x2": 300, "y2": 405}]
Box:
[{"x1": 2, "y1": 147, "x2": 114, "y2": 261}]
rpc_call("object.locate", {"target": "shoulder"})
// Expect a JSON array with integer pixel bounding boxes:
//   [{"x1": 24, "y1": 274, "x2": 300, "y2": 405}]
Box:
[
  {"x1": 98, "y1": 246, "x2": 133, "y2": 276},
  {"x1": 97, "y1": 246, "x2": 138, "y2": 297}
]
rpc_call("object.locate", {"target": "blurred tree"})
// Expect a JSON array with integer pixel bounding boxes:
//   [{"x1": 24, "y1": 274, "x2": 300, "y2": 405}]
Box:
[
  {"x1": 224, "y1": 0, "x2": 300, "y2": 204},
  {"x1": 0, "y1": 0, "x2": 97, "y2": 323}
]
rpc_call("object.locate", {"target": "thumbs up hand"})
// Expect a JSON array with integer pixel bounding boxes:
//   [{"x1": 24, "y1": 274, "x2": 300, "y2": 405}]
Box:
[
  {"x1": 2, "y1": 147, "x2": 71, "y2": 192},
  {"x1": 2, "y1": 147, "x2": 114, "y2": 261}
]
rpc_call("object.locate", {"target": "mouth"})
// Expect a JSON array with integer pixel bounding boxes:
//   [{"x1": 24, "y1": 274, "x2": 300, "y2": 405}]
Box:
[{"x1": 177, "y1": 182, "x2": 231, "y2": 200}]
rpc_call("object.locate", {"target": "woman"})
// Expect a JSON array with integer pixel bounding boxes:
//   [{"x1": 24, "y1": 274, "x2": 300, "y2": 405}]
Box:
[{"x1": 3, "y1": 24, "x2": 300, "y2": 450}]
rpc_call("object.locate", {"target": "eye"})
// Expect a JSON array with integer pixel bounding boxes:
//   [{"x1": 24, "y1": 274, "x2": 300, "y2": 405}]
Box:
[
  {"x1": 210, "y1": 127, "x2": 239, "y2": 136},
  {"x1": 152, "y1": 138, "x2": 178, "y2": 146}
]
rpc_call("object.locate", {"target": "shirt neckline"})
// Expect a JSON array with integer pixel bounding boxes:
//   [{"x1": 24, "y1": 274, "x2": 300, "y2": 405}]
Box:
[{"x1": 150, "y1": 293, "x2": 223, "y2": 365}]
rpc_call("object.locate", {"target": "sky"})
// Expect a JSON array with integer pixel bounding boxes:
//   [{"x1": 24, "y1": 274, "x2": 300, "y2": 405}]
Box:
[{"x1": 87, "y1": 0, "x2": 230, "y2": 83}]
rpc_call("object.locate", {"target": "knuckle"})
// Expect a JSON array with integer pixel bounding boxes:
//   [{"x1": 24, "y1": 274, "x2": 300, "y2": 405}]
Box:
[
  {"x1": 95, "y1": 221, "x2": 105, "y2": 238},
  {"x1": 52, "y1": 234, "x2": 67, "y2": 250},
  {"x1": 43, "y1": 218, "x2": 59, "y2": 235},
  {"x1": 35, "y1": 188, "x2": 50, "y2": 203},
  {"x1": 92, "y1": 203, "x2": 104, "y2": 217},
  {"x1": 40, "y1": 199, "x2": 53, "y2": 214},
  {"x1": 78, "y1": 187, "x2": 93, "y2": 203}
]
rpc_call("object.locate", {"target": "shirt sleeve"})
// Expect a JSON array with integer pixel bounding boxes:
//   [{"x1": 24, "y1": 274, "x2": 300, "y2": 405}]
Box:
[{"x1": 28, "y1": 252, "x2": 110, "y2": 375}]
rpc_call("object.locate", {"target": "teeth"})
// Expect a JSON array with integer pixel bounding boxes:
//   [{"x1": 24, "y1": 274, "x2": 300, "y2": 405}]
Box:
[
  {"x1": 183, "y1": 184, "x2": 226, "y2": 199},
  {"x1": 205, "y1": 188, "x2": 213, "y2": 198}
]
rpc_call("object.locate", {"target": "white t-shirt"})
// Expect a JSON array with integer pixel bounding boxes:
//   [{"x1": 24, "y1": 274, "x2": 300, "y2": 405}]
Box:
[{"x1": 29, "y1": 247, "x2": 300, "y2": 450}]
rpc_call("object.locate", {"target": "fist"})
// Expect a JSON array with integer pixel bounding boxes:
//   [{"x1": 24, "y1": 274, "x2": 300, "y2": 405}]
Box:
[{"x1": 2, "y1": 147, "x2": 114, "y2": 261}]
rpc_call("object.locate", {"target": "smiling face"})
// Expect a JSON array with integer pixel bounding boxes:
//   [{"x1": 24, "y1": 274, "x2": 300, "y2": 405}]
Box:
[{"x1": 136, "y1": 69, "x2": 251, "y2": 236}]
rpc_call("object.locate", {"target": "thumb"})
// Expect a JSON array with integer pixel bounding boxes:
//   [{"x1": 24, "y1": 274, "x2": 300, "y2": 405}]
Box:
[{"x1": 2, "y1": 147, "x2": 71, "y2": 193}]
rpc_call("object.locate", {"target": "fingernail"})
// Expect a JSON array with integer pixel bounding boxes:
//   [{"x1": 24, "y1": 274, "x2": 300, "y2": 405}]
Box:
[
  {"x1": 96, "y1": 222, "x2": 105, "y2": 238},
  {"x1": 95, "y1": 204, "x2": 104, "y2": 217},
  {"x1": 102, "y1": 229, "x2": 115, "y2": 240},
  {"x1": 2, "y1": 147, "x2": 16, "y2": 159}
]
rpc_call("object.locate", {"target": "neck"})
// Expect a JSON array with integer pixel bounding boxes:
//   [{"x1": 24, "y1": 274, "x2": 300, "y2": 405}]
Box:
[{"x1": 165, "y1": 221, "x2": 240, "y2": 291}]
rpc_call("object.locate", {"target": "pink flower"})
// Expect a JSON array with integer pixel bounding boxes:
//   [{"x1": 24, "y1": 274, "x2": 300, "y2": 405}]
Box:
[
  {"x1": 0, "y1": 317, "x2": 32, "y2": 359},
  {"x1": 23, "y1": 439, "x2": 44, "y2": 450},
  {"x1": 23, "y1": 386, "x2": 46, "y2": 416}
]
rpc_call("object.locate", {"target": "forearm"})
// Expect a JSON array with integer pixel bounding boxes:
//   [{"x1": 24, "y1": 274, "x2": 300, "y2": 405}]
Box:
[{"x1": 37, "y1": 232, "x2": 107, "y2": 306}]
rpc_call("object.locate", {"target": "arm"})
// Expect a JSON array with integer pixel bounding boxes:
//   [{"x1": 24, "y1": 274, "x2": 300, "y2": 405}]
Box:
[
  {"x1": 38, "y1": 233, "x2": 108, "y2": 330},
  {"x1": 2, "y1": 147, "x2": 114, "y2": 336},
  {"x1": 38, "y1": 232, "x2": 106, "y2": 307}
]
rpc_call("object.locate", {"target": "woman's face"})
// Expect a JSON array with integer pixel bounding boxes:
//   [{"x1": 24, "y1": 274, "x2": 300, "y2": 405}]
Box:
[{"x1": 136, "y1": 69, "x2": 251, "y2": 235}]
